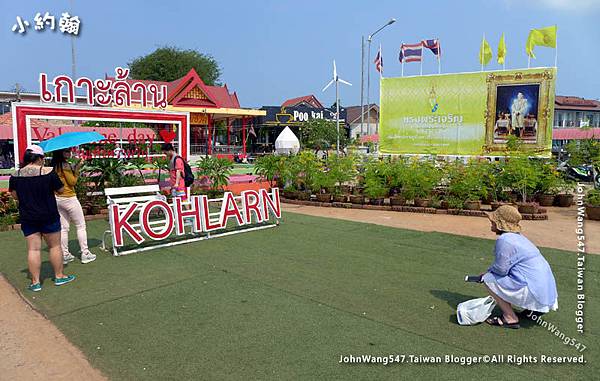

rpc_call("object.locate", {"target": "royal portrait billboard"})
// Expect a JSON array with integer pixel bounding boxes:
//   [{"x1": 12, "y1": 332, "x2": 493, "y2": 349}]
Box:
[{"x1": 379, "y1": 67, "x2": 556, "y2": 156}]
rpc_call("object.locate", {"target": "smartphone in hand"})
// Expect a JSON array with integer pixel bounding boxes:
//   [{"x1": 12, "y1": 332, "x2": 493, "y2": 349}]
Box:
[{"x1": 464, "y1": 275, "x2": 483, "y2": 283}]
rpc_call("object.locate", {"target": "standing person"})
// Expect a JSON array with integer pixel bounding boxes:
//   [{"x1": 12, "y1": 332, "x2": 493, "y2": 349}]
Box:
[
  {"x1": 9, "y1": 145, "x2": 76, "y2": 292},
  {"x1": 482, "y1": 205, "x2": 558, "y2": 329},
  {"x1": 161, "y1": 143, "x2": 187, "y2": 200},
  {"x1": 51, "y1": 149, "x2": 96, "y2": 264}
]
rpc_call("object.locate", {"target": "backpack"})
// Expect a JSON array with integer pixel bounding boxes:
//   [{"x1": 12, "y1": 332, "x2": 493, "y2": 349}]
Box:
[{"x1": 176, "y1": 156, "x2": 195, "y2": 187}]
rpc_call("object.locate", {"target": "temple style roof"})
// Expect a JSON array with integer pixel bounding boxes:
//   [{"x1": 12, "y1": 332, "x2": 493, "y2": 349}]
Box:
[{"x1": 107, "y1": 68, "x2": 240, "y2": 109}]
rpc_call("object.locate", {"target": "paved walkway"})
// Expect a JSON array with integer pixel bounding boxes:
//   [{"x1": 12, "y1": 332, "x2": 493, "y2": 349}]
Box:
[
  {"x1": 282, "y1": 203, "x2": 600, "y2": 254},
  {"x1": 0, "y1": 276, "x2": 106, "y2": 381}
]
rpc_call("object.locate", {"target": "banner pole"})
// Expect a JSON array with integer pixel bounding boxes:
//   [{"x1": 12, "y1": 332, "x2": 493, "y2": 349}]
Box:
[
  {"x1": 554, "y1": 25, "x2": 558, "y2": 67},
  {"x1": 420, "y1": 47, "x2": 423, "y2": 76}
]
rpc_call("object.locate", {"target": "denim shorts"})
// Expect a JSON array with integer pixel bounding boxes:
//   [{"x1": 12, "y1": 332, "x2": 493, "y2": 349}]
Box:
[{"x1": 21, "y1": 219, "x2": 61, "y2": 237}]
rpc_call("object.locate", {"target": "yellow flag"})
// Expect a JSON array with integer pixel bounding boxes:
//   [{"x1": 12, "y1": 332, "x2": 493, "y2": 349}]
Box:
[
  {"x1": 479, "y1": 37, "x2": 492, "y2": 66},
  {"x1": 497, "y1": 33, "x2": 506, "y2": 65},
  {"x1": 526, "y1": 25, "x2": 557, "y2": 58}
]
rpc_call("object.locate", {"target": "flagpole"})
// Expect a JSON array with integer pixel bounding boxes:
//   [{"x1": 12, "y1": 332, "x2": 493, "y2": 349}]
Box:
[
  {"x1": 481, "y1": 34, "x2": 484, "y2": 71},
  {"x1": 528, "y1": 29, "x2": 531, "y2": 68},
  {"x1": 437, "y1": 38, "x2": 441, "y2": 74},
  {"x1": 380, "y1": 44, "x2": 383, "y2": 79},
  {"x1": 401, "y1": 42, "x2": 404, "y2": 77},
  {"x1": 554, "y1": 25, "x2": 558, "y2": 67},
  {"x1": 420, "y1": 45, "x2": 423, "y2": 76}
]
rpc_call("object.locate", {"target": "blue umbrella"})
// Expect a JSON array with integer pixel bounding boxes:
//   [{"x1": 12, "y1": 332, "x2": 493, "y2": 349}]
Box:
[{"x1": 38, "y1": 131, "x2": 106, "y2": 153}]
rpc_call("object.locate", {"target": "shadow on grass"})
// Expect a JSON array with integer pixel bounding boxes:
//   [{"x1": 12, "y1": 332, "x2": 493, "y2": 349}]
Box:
[
  {"x1": 430, "y1": 289, "x2": 538, "y2": 329},
  {"x1": 20, "y1": 261, "x2": 56, "y2": 285}
]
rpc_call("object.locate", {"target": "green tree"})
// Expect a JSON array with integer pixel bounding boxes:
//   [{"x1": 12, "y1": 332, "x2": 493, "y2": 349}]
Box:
[
  {"x1": 300, "y1": 119, "x2": 348, "y2": 152},
  {"x1": 129, "y1": 46, "x2": 221, "y2": 85}
]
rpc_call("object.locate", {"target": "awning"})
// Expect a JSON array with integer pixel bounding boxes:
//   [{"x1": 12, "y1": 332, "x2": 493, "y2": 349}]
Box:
[
  {"x1": 359, "y1": 134, "x2": 379, "y2": 143},
  {"x1": 552, "y1": 128, "x2": 600, "y2": 140}
]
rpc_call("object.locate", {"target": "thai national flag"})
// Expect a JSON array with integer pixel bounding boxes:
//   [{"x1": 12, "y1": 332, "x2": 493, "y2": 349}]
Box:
[
  {"x1": 422, "y1": 39, "x2": 441, "y2": 57},
  {"x1": 399, "y1": 42, "x2": 423, "y2": 63},
  {"x1": 374, "y1": 48, "x2": 383, "y2": 73}
]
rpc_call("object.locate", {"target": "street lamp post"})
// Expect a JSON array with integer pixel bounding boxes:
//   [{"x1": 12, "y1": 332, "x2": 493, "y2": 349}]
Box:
[{"x1": 366, "y1": 18, "x2": 395, "y2": 139}]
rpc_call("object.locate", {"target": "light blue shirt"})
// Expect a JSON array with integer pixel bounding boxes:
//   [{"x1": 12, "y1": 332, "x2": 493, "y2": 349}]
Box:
[{"x1": 487, "y1": 233, "x2": 558, "y2": 307}]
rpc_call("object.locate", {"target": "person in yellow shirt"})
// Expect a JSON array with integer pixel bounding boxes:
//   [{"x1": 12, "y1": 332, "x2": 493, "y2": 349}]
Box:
[{"x1": 51, "y1": 149, "x2": 96, "y2": 264}]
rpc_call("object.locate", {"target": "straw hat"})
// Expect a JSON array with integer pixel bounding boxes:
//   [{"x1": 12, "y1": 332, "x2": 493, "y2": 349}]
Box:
[{"x1": 488, "y1": 205, "x2": 522, "y2": 233}]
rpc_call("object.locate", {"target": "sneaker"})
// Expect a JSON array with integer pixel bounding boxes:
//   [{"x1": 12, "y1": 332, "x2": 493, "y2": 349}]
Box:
[
  {"x1": 81, "y1": 252, "x2": 97, "y2": 264},
  {"x1": 27, "y1": 283, "x2": 42, "y2": 292},
  {"x1": 63, "y1": 253, "x2": 76, "y2": 265},
  {"x1": 54, "y1": 274, "x2": 76, "y2": 286}
]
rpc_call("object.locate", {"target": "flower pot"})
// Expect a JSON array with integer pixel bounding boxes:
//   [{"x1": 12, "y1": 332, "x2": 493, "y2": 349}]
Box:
[
  {"x1": 389, "y1": 195, "x2": 406, "y2": 206},
  {"x1": 349, "y1": 195, "x2": 365, "y2": 204},
  {"x1": 586, "y1": 205, "x2": 600, "y2": 220},
  {"x1": 414, "y1": 197, "x2": 430, "y2": 207},
  {"x1": 333, "y1": 194, "x2": 348, "y2": 203},
  {"x1": 538, "y1": 194, "x2": 555, "y2": 207},
  {"x1": 283, "y1": 190, "x2": 297, "y2": 199},
  {"x1": 555, "y1": 194, "x2": 573, "y2": 207},
  {"x1": 369, "y1": 197, "x2": 385, "y2": 206},
  {"x1": 315, "y1": 193, "x2": 332, "y2": 203},
  {"x1": 296, "y1": 192, "x2": 310, "y2": 201},
  {"x1": 439, "y1": 200, "x2": 449, "y2": 209},
  {"x1": 518, "y1": 202, "x2": 538, "y2": 214},
  {"x1": 508, "y1": 192, "x2": 519, "y2": 203},
  {"x1": 464, "y1": 200, "x2": 481, "y2": 211},
  {"x1": 482, "y1": 196, "x2": 493, "y2": 205}
]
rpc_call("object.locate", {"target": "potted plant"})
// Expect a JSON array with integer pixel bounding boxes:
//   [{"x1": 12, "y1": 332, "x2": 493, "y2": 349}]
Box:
[
  {"x1": 294, "y1": 151, "x2": 321, "y2": 201},
  {"x1": 313, "y1": 169, "x2": 335, "y2": 203},
  {"x1": 501, "y1": 157, "x2": 540, "y2": 214},
  {"x1": 363, "y1": 159, "x2": 389, "y2": 205},
  {"x1": 555, "y1": 178, "x2": 576, "y2": 207},
  {"x1": 364, "y1": 177, "x2": 388, "y2": 205},
  {"x1": 402, "y1": 158, "x2": 441, "y2": 207},
  {"x1": 196, "y1": 156, "x2": 234, "y2": 198},
  {"x1": 255, "y1": 154, "x2": 286, "y2": 188},
  {"x1": 535, "y1": 161, "x2": 560, "y2": 207},
  {"x1": 328, "y1": 154, "x2": 356, "y2": 203},
  {"x1": 586, "y1": 189, "x2": 600, "y2": 220},
  {"x1": 446, "y1": 160, "x2": 488, "y2": 210},
  {"x1": 388, "y1": 158, "x2": 408, "y2": 206}
]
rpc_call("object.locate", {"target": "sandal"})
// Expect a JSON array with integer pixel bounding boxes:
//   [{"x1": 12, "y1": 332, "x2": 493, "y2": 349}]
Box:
[{"x1": 486, "y1": 316, "x2": 520, "y2": 329}]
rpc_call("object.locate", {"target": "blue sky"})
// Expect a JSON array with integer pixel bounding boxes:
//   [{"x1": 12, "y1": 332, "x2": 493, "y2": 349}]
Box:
[{"x1": 1, "y1": 0, "x2": 598, "y2": 108}]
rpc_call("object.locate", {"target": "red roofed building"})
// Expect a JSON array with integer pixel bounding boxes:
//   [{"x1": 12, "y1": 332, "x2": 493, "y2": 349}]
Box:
[
  {"x1": 106, "y1": 68, "x2": 265, "y2": 158},
  {"x1": 281, "y1": 95, "x2": 324, "y2": 109},
  {"x1": 553, "y1": 95, "x2": 600, "y2": 152}
]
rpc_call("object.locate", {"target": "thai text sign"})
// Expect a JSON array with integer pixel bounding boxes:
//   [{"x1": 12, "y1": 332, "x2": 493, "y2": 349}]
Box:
[
  {"x1": 379, "y1": 68, "x2": 556, "y2": 156},
  {"x1": 40, "y1": 67, "x2": 167, "y2": 108},
  {"x1": 108, "y1": 189, "x2": 281, "y2": 253}
]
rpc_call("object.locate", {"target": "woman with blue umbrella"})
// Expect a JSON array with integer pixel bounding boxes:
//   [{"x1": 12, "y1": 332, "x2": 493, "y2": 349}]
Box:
[
  {"x1": 51, "y1": 149, "x2": 96, "y2": 264},
  {"x1": 42, "y1": 131, "x2": 105, "y2": 265}
]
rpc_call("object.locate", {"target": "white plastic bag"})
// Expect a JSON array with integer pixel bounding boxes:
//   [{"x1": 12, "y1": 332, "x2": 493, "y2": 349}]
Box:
[{"x1": 457, "y1": 296, "x2": 496, "y2": 325}]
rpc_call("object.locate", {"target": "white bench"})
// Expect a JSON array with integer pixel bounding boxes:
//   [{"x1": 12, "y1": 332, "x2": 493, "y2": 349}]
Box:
[{"x1": 101, "y1": 185, "x2": 166, "y2": 256}]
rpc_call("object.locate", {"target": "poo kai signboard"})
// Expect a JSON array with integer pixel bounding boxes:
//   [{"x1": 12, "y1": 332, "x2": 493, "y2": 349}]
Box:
[{"x1": 106, "y1": 188, "x2": 281, "y2": 256}]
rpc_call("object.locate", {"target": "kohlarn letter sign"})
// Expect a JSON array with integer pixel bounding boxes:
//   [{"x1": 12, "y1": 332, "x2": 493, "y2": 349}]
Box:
[{"x1": 104, "y1": 188, "x2": 282, "y2": 256}]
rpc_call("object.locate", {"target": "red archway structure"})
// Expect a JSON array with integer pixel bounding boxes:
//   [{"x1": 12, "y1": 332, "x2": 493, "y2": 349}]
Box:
[{"x1": 11, "y1": 102, "x2": 189, "y2": 167}]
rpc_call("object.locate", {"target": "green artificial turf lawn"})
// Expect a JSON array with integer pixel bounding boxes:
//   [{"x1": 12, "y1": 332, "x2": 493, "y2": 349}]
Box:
[{"x1": 0, "y1": 212, "x2": 597, "y2": 380}]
